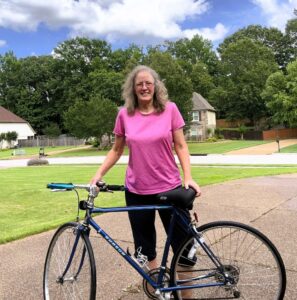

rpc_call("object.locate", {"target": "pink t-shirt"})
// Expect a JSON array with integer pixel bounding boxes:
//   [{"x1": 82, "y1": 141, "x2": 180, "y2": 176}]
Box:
[{"x1": 113, "y1": 101, "x2": 185, "y2": 195}]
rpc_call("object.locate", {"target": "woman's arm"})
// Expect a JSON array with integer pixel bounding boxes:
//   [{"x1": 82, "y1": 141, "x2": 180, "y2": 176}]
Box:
[
  {"x1": 173, "y1": 128, "x2": 201, "y2": 196},
  {"x1": 90, "y1": 135, "x2": 125, "y2": 184}
]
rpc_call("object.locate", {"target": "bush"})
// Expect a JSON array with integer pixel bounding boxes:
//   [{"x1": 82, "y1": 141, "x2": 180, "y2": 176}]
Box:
[
  {"x1": 27, "y1": 158, "x2": 49, "y2": 166},
  {"x1": 205, "y1": 137, "x2": 218, "y2": 142}
]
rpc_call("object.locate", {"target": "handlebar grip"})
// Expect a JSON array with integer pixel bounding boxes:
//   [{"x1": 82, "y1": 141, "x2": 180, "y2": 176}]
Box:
[
  {"x1": 47, "y1": 183, "x2": 74, "y2": 190},
  {"x1": 106, "y1": 185, "x2": 125, "y2": 191}
]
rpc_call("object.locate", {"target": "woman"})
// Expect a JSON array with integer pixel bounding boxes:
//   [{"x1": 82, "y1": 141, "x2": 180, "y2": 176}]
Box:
[{"x1": 91, "y1": 65, "x2": 201, "y2": 270}]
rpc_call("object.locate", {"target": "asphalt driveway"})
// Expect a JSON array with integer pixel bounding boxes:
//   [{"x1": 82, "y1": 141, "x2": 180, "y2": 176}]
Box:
[{"x1": 1, "y1": 174, "x2": 297, "y2": 299}]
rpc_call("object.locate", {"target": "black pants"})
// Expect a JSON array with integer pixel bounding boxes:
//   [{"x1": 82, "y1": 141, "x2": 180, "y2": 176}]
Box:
[{"x1": 125, "y1": 188, "x2": 190, "y2": 261}]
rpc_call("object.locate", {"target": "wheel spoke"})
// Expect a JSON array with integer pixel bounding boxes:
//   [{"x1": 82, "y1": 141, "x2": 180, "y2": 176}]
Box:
[{"x1": 170, "y1": 221, "x2": 286, "y2": 300}]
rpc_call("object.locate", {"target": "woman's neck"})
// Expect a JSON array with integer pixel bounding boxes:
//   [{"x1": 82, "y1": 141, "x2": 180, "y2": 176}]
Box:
[{"x1": 138, "y1": 101, "x2": 154, "y2": 114}]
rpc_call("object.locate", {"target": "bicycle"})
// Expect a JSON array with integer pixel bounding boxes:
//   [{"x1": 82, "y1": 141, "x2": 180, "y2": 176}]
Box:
[{"x1": 43, "y1": 182, "x2": 286, "y2": 300}]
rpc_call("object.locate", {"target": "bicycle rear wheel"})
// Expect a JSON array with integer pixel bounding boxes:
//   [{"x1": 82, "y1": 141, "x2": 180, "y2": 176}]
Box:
[
  {"x1": 170, "y1": 221, "x2": 286, "y2": 300},
  {"x1": 43, "y1": 222, "x2": 96, "y2": 300}
]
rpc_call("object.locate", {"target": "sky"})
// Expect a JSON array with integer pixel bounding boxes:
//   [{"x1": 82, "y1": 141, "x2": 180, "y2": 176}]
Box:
[{"x1": 0, "y1": 0, "x2": 296, "y2": 58}]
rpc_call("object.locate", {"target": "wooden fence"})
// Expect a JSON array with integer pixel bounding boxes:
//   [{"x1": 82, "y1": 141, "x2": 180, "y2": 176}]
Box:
[{"x1": 18, "y1": 135, "x2": 85, "y2": 147}]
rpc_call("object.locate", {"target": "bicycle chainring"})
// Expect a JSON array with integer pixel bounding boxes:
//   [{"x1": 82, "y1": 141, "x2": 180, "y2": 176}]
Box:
[{"x1": 143, "y1": 267, "x2": 171, "y2": 300}]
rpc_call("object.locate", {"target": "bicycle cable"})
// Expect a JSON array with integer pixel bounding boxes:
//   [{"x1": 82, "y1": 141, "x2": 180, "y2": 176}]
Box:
[{"x1": 74, "y1": 189, "x2": 80, "y2": 222}]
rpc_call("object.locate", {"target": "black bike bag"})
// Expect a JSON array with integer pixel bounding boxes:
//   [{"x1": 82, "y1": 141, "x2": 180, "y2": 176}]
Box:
[{"x1": 156, "y1": 187, "x2": 196, "y2": 209}]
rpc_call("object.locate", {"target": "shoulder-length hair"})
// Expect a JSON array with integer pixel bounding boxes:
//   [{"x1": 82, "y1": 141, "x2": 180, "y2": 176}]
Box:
[{"x1": 122, "y1": 65, "x2": 168, "y2": 114}]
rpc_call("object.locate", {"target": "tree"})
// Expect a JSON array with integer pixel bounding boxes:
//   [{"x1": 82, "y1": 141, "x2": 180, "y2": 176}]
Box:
[
  {"x1": 215, "y1": 38, "x2": 278, "y2": 125},
  {"x1": 0, "y1": 53, "x2": 64, "y2": 134},
  {"x1": 144, "y1": 51, "x2": 193, "y2": 128},
  {"x1": 165, "y1": 35, "x2": 218, "y2": 75},
  {"x1": 0, "y1": 52, "x2": 21, "y2": 112},
  {"x1": 0, "y1": 132, "x2": 6, "y2": 149},
  {"x1": 189, "y1": 62, "x2": 215, "y2": 98},
  {"x1": 285, "y1": 17, "x2": 297, "y2": 62},
  {"x1": 89, "y1": 69, "x2": 124, "y2": 106},
  {"x1": 218, "y1": 25, "x2": 290, "y2": 69},
  {"x1": 261, "y1": 59, "x2": 297, "y2": 127},
  {"x1": 52, "y1": 38, "x2": 113, "y2": 108},
  {"x1": 43, "y1": 123, "x2": 61, "y2": 138},
  {"x1": 64, "y1": 95, "x2": 118, "y2": 147},
  {"x1": 43, "y1": 123, "x2": 61, "y2": 146},
  {"x1": 5, "y1": 131, "x2": 18, "y2": 148},
  {"x1": 108, "y1": 44, "x2": 145, "y2": 73}
]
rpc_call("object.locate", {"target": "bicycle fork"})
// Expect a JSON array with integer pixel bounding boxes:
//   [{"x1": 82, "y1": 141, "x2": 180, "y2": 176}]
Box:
[{"x1": 57, "y1": 225, "x2": 88, "y2": 284}]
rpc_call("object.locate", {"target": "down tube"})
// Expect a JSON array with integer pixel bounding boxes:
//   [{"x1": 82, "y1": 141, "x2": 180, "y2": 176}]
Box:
[{"x1": 88, "y1": 218, "x2": 157, "y2": 287}]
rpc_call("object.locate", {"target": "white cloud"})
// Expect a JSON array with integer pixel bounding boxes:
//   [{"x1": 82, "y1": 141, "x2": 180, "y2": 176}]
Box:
[
  {"x1": 0, "y1": 40, "x2": 7, "y2": 47},
  {"x1": 251, "y1": 0, "x2": 297, "y2": 30},
  {"x1": 0, "y1": 0, "x2": 226, "y2": 44},
  {"x1": 184, "y1": 23, "x2": 229, "y2": 41}
]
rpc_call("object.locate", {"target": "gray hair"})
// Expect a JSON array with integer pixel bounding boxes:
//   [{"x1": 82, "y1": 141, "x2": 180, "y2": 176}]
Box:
[{"x1": 122, "y1": 65, "x2": 169, "y2": 114}]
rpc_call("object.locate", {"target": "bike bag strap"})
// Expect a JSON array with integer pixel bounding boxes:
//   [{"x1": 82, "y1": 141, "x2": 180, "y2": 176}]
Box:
[{"x1": 156, "y1": 187, "x2": 196, "y2": 209}]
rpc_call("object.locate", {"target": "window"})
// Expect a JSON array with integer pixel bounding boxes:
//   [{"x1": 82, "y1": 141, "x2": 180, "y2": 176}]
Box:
[{"x1": 192, "y1": 111, "x2": 200, "y2": 122}]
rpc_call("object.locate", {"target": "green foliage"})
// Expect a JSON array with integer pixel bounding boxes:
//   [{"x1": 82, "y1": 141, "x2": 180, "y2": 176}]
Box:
[
  {"x1": 0, "y1": 132, "x2": 6, "y2": 141},
  {"x1": 214, "y1": 38, "x2": 278, "y2": 124},
  {"x1": 43, "y1": 123, "x2": 61, "y2": 138},
  {"x1": 165, "y1": 35, "x2": 218, "y2": 75},
  {"x1": 1, "y1": 21, "x2": 296, "y2": 135},
  {"x1": 205, "y1": 137, "x2": 217, "y2": 142},
  {"x1": 285, "y1": 17, "x2": 297, "y2": 63},
  {"x1": 64, "y1": 95, "x2": 118, "y2": 144},
  {"x1": 218, "y1": 25, "x2": 292, "y2": 69},
  {"x1": 262, "y1": 59, "x2": 297, "y2": 127},
  {"x1": 145, "y1": 51, "x2": 193, "y2": 128},
  {"x1": 238, "y1": 125, "x2": 248, "y2": 140},
  {"x1": 5, "y1": 131, "x2": 18, "y2": 142},
  {"x1": 89, "y1": 69, "x2": 124, "y2": 105}
]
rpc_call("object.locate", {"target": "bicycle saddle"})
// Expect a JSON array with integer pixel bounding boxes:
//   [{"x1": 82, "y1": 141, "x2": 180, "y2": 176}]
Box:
[{"x1": 156, "y1": 187, "x2": 196, "y2": 209}]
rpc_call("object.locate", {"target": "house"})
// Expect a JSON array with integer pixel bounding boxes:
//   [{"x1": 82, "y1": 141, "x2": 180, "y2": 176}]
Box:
[
  {"x1": 0, "y1": 106, "x2": 36, "y2": 149},
  {"x1": 187, "y1": 92, "x2": 216, "y2": 141}
]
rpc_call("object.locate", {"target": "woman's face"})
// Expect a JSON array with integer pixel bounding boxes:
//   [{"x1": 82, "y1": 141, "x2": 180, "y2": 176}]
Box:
[{"x1": 134, "y1": 71, "x2": 155, "y2": 104}]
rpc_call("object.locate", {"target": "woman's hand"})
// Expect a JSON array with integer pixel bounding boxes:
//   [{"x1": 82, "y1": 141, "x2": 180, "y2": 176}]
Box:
[{"x1": 184, "y1": 179, "x2": 201, "y2": 197}]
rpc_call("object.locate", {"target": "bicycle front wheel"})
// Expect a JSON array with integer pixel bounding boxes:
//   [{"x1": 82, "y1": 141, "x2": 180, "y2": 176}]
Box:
[
  {"x1": 170, "y1": 221, "x2": 286, "y2": 300},
  {"x1": 43, "y1": 222, "x2": 96, "y2": 300}
]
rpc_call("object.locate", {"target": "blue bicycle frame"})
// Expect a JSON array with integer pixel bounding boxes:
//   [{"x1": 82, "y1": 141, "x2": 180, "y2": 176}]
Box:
[
  {"x1": 82, "y1": 204, "x2": 226, "y2": 293},
  {"x1": 47, "y1": 182, "x2": 227, "y2": 293}
]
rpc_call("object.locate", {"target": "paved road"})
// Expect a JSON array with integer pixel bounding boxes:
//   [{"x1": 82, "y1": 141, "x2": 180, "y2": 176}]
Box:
[
  {"x1": 1, "y1": 174, "x2": 297, "y2": 299},
  {"x1": 1, "y1": 138, "x2": 297, "y2": 168},
  {"x1": 1, "y1": 153, "x2": 297, "y2": 169}
]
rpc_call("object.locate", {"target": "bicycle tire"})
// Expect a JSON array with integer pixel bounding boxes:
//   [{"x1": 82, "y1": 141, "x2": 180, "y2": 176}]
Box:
[
  {"x1": 43, "y1": 222, "x2": 96, "y2": 300},
  {"x1": 170, "y1": 221, "x2": 286, "y2": 300}
]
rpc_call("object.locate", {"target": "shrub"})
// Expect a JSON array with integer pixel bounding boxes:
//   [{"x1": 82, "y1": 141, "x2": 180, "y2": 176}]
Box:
[
  {"x1": 205, "y1": 137, "x2": 218, "y2": 142},
  {"x1": 27, "y1": 158, "x2": 49, "y2": 166}
]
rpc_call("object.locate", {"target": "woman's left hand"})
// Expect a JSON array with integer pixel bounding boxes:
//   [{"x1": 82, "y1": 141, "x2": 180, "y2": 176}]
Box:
[{"x1": 185, "y1": 179, "x2": 202, "y2": 197}]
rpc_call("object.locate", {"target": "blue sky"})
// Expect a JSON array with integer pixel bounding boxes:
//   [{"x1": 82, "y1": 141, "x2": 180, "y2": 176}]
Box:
[{"x1": 0, "y1": 0, "x2": 296, "y2": 58}]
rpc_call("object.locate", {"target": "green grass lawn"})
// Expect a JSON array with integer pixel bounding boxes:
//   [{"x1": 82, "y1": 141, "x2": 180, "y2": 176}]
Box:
[
  {"x1": 187, "y1": 140, "x2": 269, "y2": 154},
  {"x1": 0, "y1": 146, "x2": 75, "y2": 159},
  {"x1": 279, "y1": 144, "x2": 297, "y2": 153},
  {"x1": 50, "y1": 140, "x2": 270, "y2": 157},
  {"x1": 1, "y1": 164, "x2": 297, "y2": 244}
]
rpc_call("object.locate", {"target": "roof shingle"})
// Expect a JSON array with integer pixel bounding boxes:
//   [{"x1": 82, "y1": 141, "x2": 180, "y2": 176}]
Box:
[
  {"x1": 192, "y1": 92, "x2": 215, "y2": 111},
  {"x1": 0, "y1": 106, "x2": 27, "y2": 123}
]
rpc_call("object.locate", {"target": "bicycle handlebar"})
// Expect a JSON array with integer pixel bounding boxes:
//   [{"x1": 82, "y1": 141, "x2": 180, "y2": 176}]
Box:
[{"x1": 46, "y1": 183, "x2": 125, "y2": 192}]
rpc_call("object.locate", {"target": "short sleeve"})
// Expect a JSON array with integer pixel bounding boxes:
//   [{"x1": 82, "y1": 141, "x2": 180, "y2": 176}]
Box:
[
  {"x1": 113, "y1": 109, "x2": 125, "y2": 136},
  {"x1": 171, "y1": 102, "x2": 185, "y2": 131}
]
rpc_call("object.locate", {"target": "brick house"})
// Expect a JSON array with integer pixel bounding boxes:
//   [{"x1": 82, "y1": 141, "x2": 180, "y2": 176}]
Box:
[{"x1": 187, "y1": 92, "x2": 216, "y2": 141}]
